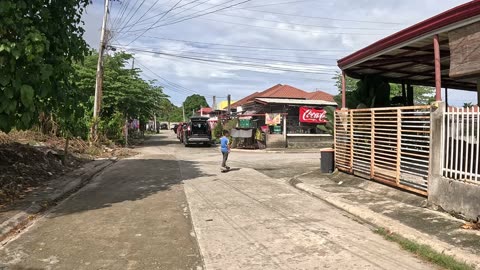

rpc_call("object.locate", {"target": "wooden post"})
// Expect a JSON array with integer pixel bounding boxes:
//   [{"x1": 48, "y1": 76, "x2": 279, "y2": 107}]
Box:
[
  {"x1": 433, "y1": 34, "x2": 442, "y2": 102},
  {"x1": 407, "y1": 84, "x2": 414, "y2": 106},
  {"x1": 341, "y1": 71, "x2": 347, "y2": 109},
  {"x1": 283, "y1": 114, "x2": 287, "y2": 148},
  {"x1": 370, "y1": 110, "x2": 375, "y2": 178},
  {"x1": 401, "y1": 82, "x2": 407, "y2": 105},
  {"x1": 396, "y1": 108, "x2": 402, "y2": 184},
  {"x1": 349, "y1": 111, "x2": 354, "y2": 173}
]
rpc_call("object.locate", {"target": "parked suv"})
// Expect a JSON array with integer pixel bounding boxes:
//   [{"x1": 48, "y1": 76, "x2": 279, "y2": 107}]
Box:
[{"x1": 183, "y1": 117, "x2": 212, "y2": 147}]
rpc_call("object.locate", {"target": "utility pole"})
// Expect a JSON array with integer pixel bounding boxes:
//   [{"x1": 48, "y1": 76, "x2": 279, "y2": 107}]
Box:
[
  {"x1": 212, "y1": 96, "x2": 216, "y2": 111},
  {"x1": 182, "y1": 104, "x2": 186, "y2": 122},
  {"x1": 227, "y1": 94, "x2": 231, "y2": 116},
  {"x1": 92, "y1": 0, "x2": 110, "y2": 141}
]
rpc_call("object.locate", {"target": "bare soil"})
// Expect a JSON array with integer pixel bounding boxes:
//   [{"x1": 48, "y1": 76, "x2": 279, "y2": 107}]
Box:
[{"x1": 0, "y1": 131, "x2": 136, "y2": 206}]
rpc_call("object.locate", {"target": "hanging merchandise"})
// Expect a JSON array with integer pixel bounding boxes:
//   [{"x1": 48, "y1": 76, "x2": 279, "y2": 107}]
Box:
[{"x1": 265, "y1": 113, "x2": 281, "y2": 125}]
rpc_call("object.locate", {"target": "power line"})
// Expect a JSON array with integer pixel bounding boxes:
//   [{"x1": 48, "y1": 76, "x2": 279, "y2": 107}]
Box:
[
  {"x1": 120, "y1": 0, "x2": 164, "y2": 34},
  {"x1": 235, "y1": 0, "x2": 317, "y2": 9},
  {"x1": 125, "y1": 36, "x2": 351, "y2": 52},
  {"x1": 135, "y1": 60, "x2": 216, "y2": 97},
  {"x1": 125, "y1": 0, "x2": 252, "y2": 33},
  {"x1": 113, "y1": 42, "x2": 342, "y2": 60},
  {"x1": 126, "y1": 0, "x2": 185, "y2": 46},
  {"x1": 113, "y1": 44, "x2": 339, "y2": 67},
  {"x1": 124, "y1": 48, "x2": 339, "y2": 74},
  {"x1": 113, "y1": 0, "x2": 204, "y2": 31},
  {"x1": 232, "y1": 8, "x2": 405, "y2": 25}
]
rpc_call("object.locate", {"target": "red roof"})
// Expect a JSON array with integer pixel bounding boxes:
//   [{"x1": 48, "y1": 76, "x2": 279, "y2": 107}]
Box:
[
  {"x1": 257, "y1": 84, "x2": 308, "y2": 99},
  {"x1": 232, "y1": 84, "x2": 335, "y2": 107},
  {"x1": 338, "y1": 1, "x2": 480, "y2": 69},
  {"x1": 304, "y1": 91, "x2": 335, "y2": 102},
  {"x1": 197, "y1": 107, "x2": 213, "y2": 114},
  {"x1": 231, "y1": 91, "x2": 261, "y2": 107}
]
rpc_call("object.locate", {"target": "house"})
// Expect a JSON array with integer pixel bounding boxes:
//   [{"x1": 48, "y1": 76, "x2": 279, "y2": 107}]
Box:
[{"x1": 233, "y1": 84, "x2": 337, "y2": 148}]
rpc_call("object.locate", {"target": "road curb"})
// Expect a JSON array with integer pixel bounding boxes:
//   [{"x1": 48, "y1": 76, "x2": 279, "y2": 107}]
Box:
[
  {"x1": 0, "y1": 159, "x2": 115, "y2": 245},
  {"x1": 288, "y1": 177, "x2": 480, "y2": 269}
]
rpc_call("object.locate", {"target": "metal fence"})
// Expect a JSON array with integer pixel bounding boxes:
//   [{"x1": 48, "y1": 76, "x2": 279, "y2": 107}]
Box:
[
  {"x1": 335, "y1": 106, "x2": 431, "y2": 195},
  {"x1": 443, "y1": 107, "x2": 480, "y2": 184}
]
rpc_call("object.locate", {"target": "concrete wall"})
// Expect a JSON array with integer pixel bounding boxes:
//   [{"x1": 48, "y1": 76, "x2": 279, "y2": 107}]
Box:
[
  {"x1": 266, "y1": 134, "x2": 286, "y2": 148},
  {"x1": 287, "y1": 135, "x2": 333, "y2": 149},
  {"x1": 428, "y1": 101, "x2": 480, "y2": 221},
  {"x1": 429, "y1": 177, "x2": 480, "y2": 221}
]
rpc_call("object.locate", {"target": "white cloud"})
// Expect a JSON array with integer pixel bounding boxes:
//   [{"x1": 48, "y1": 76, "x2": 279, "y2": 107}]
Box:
[{"x1": 83, "y1": 0, "x2": 475, "y2": 106}]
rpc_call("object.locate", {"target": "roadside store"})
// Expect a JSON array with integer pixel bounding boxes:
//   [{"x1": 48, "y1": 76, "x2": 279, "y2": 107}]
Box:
[{"x1": 232, "y1": 84, "x2": 337, "y2": 149}]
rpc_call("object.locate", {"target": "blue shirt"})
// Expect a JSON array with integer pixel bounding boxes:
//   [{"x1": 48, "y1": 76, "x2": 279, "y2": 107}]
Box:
[{"x1": 220, "y1": 136, "x2": 229, "y2": 153}]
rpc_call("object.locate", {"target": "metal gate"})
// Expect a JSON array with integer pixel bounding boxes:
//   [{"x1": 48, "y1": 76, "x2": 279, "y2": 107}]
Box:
[{"x1": 335, "y1": 106, "x2": 431, "y2": 195}]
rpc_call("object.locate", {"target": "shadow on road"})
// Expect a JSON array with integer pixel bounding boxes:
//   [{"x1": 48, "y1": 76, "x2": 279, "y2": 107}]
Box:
[{"x1": 46, "y1": 156, "x2": 214, "y2": 218}]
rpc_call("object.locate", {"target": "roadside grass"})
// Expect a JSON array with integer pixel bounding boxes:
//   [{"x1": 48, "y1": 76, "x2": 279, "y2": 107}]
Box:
[{"x1": 375, "y1": 228, "x2": 474, "y2": 270}]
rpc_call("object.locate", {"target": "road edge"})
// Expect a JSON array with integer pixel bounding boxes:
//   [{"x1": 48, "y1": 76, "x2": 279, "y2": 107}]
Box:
[
  {"x1": 288, "y1": 177, "x2": 480, "y2": 269},
  {"x1": 0, "y1": 159, "x2": 115, "y2": 245}
]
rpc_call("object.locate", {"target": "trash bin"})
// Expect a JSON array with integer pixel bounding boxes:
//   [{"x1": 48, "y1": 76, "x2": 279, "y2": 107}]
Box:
[{"x1": 320, "y1": 148, "x2": 335, "y2": 173}]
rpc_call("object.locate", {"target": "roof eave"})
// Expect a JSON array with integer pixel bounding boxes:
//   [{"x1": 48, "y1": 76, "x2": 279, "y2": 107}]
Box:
[{"x1": 338, "y1": 1, "x2": 480, "y2": 70}]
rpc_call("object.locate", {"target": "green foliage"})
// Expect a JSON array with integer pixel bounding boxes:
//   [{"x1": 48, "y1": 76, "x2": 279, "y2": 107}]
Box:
[
  {"x1": 213, "y1": 121, "x2": 224, "y2": 139},
  {"x1": 375, "y1": 228, "x2": 474, "y2": 270},
  {"x1": 463, "y1": 102, "x2": 474, "y2": 108},
  {"x1": 333, "y1": 73, "x2": 435, "y2": 108},
  {"x1": 74, "y1": 52, "x2": 168, "y2": 139},
  {"x1": 0, "y1": 0, "x2": 91, "y2": 132},
  {"x1": 99, "y1": 112, "x2": 125, "y2": 143},
  {"x1": 317, "y1": 106, "x2": 335, "y2": 135},
  {"x1": 183, "y1": 94, "x2": 209, "y2": 118},
  {"x1": 157, "y1": 99, "x2": 183, "y2": 122}
]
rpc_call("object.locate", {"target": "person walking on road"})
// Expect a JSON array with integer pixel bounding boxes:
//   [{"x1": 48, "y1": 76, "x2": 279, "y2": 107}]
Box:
[{"x1": 220, "y1": 130, "x2": 231, "y2": 172}]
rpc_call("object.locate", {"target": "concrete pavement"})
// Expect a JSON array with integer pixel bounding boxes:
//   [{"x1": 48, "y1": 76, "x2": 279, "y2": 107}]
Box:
[
  {"x1": 0, "y1": 133, "x2": 437, "y2": 269},
  {"x1": 0, "y1": 135, "x2": 202, "y2": 269}
]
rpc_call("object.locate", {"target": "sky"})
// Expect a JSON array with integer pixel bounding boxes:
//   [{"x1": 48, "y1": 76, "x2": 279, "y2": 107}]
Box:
[{"x1": 81, "y1": 0, "x2": 478, "y2": 107}]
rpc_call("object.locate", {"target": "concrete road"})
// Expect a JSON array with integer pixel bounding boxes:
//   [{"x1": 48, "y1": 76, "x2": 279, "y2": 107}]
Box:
[{"x1": 0, "y1": 133, "x2": 435, "y2": 269}]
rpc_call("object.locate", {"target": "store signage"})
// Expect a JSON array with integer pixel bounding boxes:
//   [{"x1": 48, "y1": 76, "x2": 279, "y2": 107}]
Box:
[{"x1": 299, "y1": 107, "x2": 327, "y2": 124}]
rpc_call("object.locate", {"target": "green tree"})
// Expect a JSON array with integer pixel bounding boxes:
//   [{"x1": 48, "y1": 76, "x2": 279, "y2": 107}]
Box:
[
  {"x1": 74, "y1": 52, "x2": 168, "y2": 140},
  {"x1": 183, "y1": 94, "x2": 209, "y2": 118},
  {"x1": 0, "y1": 0, "x2": 91, "y2": 132}
]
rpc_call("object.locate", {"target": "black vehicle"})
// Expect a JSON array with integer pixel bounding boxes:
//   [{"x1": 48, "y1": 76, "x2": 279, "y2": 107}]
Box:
[
  {"x1": 183, "y1": 117, "x2": 212, "y2": 147},
  {"x1": 173, "y1": 124, "x2": 179, "y2": 134},
  {"x1": 160, "y1": 123, "x2": 168, "y2": 130}
]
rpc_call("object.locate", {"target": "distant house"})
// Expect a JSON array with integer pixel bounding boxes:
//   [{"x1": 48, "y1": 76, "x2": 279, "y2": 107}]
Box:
[
  {"x1": 197, "y1": 107, "x2": 213, "y2": 116},
  {"x1": 233, "y1": 84, "x2": 337, "y2": 148}
]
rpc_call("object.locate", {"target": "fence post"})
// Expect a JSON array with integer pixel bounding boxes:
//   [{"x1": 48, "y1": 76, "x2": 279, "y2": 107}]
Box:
[
  {"x1": 396, "y1": 108, "x2": 401, "y2": 184},
  {"x1": 370, "y1": 110, "x2": 375, "y2": 178},
  {"x1": 428, "y1": 101, "x2": 445, "y2": 195},
  {"x1": 350, "y1": 110, "x2": 354, "y2": 173}
]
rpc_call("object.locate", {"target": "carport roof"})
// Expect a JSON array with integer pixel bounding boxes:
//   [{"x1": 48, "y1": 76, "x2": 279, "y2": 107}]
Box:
[{"x1": 337, "y1": 1, "x2": 480, "y2": 92}]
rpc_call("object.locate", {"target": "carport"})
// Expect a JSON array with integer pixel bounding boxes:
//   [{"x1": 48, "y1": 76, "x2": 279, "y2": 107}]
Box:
[{"x1": 335, "y1": 1, "x2": 480, "y2": 198}]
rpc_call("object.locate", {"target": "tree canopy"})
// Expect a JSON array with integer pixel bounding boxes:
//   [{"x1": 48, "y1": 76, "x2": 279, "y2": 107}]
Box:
[
  {"x1": 183, "y1": 94, "x2": 209, "y2": 118},
  {"x1": 0, "y1": 0, "x2": 91, "y2": 132},
  {"x1": 74, "y1": 52, "x2": 168, "y2": 139}
]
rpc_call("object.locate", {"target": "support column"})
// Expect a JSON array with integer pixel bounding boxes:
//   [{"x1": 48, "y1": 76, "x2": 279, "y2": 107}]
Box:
[
  {"x1": 477, "y1": 79, "x2": 480, "y2": 105},
  {"x1": 445, "y1": 88, "x2": 449, "y2": 108},
  {"x1": 407, "y1": 84, "x2": 414, "y2": 106},
  {"x1": 283, "y1": 115, "x2": 287, "y2": 148},
  {"x1": 341, "y1": 71, "x2": 346, "y2": 109},
  {"x1": 401, "y1": 82, "x2": 407, "y2": 105},
  {"x1": 433, "y1": 34, "x2": 442, "y2": 101}
]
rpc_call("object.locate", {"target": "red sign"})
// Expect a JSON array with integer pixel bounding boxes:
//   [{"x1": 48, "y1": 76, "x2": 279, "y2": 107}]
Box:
[{"x1": 299, "y1": 107, "x2": 327, "y2": 124}]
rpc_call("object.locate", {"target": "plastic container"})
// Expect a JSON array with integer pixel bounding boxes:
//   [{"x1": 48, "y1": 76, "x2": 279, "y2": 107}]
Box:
[{"x1": 320, "y1": 148, "x2": 335, "y2": 173}]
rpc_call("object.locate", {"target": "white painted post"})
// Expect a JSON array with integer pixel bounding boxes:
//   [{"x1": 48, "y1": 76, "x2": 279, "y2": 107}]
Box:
[{"x1": 283, "y1": 115, "x2": 287, "y2": 148}]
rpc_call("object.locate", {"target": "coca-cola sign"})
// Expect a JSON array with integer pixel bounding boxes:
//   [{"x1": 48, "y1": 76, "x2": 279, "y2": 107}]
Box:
[{"x1": 299, "y1": 107, "x2": 327, "y2": 124}]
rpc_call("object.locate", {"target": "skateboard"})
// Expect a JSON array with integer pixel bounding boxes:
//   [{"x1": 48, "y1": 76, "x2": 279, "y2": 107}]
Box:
[{"x1": 221, "y1": 166, "x2": 231, "y2": 173}]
